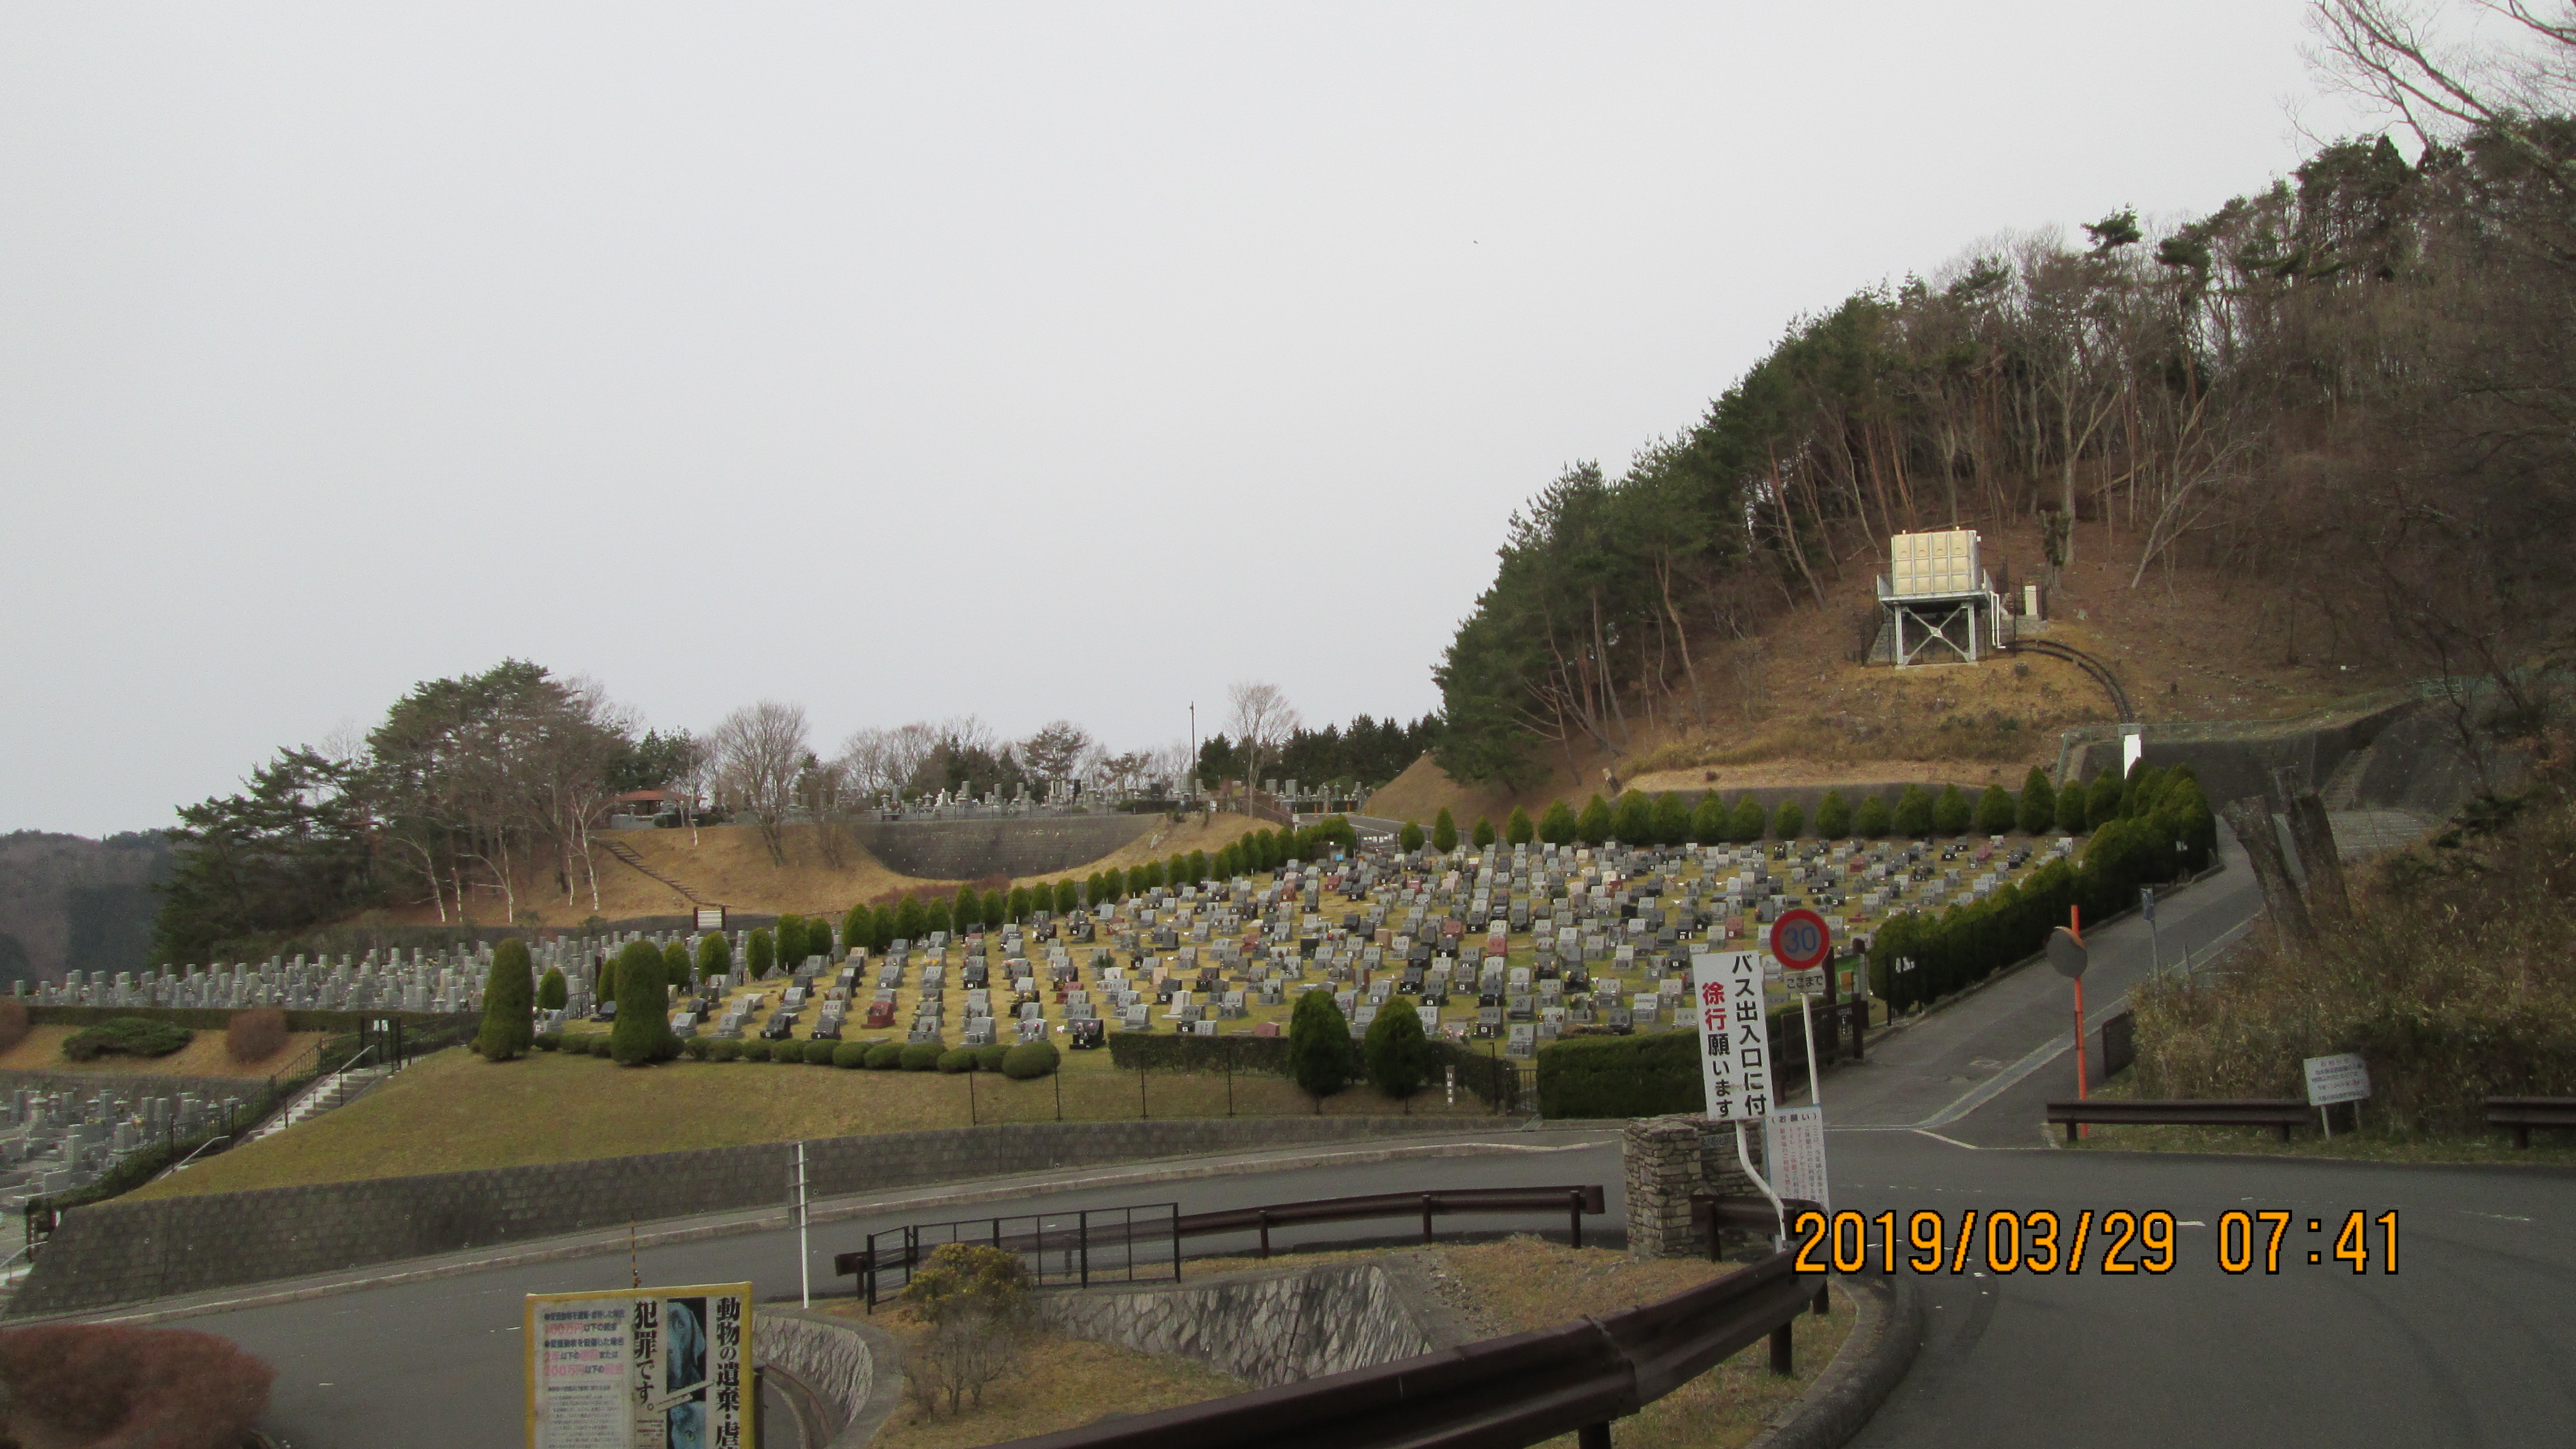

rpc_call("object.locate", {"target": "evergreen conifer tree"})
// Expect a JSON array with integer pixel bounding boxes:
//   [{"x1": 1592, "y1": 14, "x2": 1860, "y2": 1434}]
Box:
[
  {"x1": 1774, "y1": 800, "x2": 1806, "y2": 840},
  {"x1": 1855, "y1": 793, "x2": 1893, "y2": 837},
  {"x1": 1362, "y1": 1000, "x2": 1432, "y2": 1098},
  {"x1": 1432, "y1": 808, "x2": 1458, "y2": 853},
  {"x1": 746, "y1": 927, "x2": 775, "y2": 978},
  {"x1": 1730, "y1": 795, "x2": 1768, "y2": 843},
  {"x1": 475, "y1": 937, "x2": 535, "y2": 1061},
  {"x1": 538, "y1": 966, "x2": 568, "y2": 1012},
  {"x1": 2017, "y1": 769, "x2": 2057, "y2": 835},
  {"x1": 1650, "y1": 792, "x2": 1691, "y2": 845},
  {"x1": 608, "y1": 940, "x2": 670, "y2": 1066},
  {"x1": 1540, "y1": 799, "x2": 1579, "y2": 844},
  {"x1": 1690, "y1": 791, "x2": 1727, "y2": 842},
  {"x1": 1974, "y1": 785, "x2": 2017, "y2": 834},
  {"x1": 1472, "y1": 816, "x2": 1497, "y2": 849},
  {"x1": 1575, "y1": 795, "x2": 1611, "y2": 845},
  {"x1": 697, "y1": 932, "x2": 731, "y2": 982},
  {"x1": 662, "y1": 940, "x2": 692, "y2": 989},
  {"x1": 1893, "y1": 785, "x2": 1934, "y2": 837},
  {"x1": 1399, "y1": 820, "x2": 1426, "y2": 853},
  {"x1": 1815, "y1": 789, "x2": 1853, "y2": 839},
  {"x1": 1287, "y1": 987, "x2": 1359, "y2": 1102},
  {"x1": 1933, "y1": 784, "x2": 1972, "y2": 835},
  {"x1": 1506, "y1": 806, "x2": 1535, "y2": 845}
]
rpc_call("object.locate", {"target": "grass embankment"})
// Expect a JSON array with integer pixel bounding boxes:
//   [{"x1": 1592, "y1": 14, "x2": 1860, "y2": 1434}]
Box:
[
  {"x1": 125, "y1": 1041, "x2": 1501, "y2": 1200},
  {"x1": 2100, "y1": 750, "x2": 2576, "y2": 1161},
  {"x1": 0, "y1": 1026, "x2": 331, "y2": 1081},
  {"x1": 835, "y1": 1237, "x2": 1853, "y2": 1449}
]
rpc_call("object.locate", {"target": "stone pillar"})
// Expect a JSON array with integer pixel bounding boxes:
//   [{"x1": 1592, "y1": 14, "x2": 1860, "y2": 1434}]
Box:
[{"x1": 1623, "y1": 1116, "x2": 1705, "y2": 1259}]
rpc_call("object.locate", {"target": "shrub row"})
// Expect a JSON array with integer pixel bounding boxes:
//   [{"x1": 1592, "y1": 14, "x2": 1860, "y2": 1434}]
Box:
[
  {"x1": 1489, "y1": 768, "x2": 2177, "y2": 853},
  {"x1": 1107, "y1": 1021, "x2": 1517, "y2": 1105},
  {"x1": 537, "y1": 1032, "x2": 1058, "y2": 1077}
]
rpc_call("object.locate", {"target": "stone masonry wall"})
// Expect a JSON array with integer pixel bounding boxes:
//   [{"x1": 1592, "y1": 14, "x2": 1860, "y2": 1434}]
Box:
[
  {"x1": 1036, "y1": 1257, "x2": 1446, "y2": 1388},
  {"x1": 1623, "y1": 1115, "x2": 1765, "y2": 1259},
  {"x1": 847, "y1": 817, "x2": 1157, "y2": 881},
  {"x1": 12, "y1": 1116, "x2": 1465, "y2": 1318}
]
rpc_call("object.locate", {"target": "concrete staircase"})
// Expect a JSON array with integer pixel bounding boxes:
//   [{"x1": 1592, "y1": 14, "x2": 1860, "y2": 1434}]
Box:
[
  {"x1": 240, "y1": 1060, "x2": 395, "y2": 1144},
  {"x1": 596, "y1": 837, "x2": 708, "y2": 907}
]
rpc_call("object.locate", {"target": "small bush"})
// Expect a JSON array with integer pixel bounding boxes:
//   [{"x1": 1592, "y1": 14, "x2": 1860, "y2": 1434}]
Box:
[
  {"x1": 225, "y1": 1008, "x2": 289, "y2": 1064},
  {"x1": 803, "y1": 1039, "x2": 839, "y2": 1064},
  {"x1": 867, "y1": 1042, "x2": 905, "y2": 1069},
  {"x1": 741, "y1": 1040, "x2": 773, "y2": 1063},
  {"x1": 976, "y1": 1043, "x2": 1013, "y2": 1072},
  {"x1": 937, "y1": 1048, "x2": 978, "y2": 1073},
  {"x1": 534, "y1": 1032, "x2": 563, "y2": 1052},
  {"x1": 0, "y1": 1322, "x2": 275, "y2": 1449},
  {"x1": 62, "y1": 1018, "x2": 191, "y2": 1063},
  {"x1": 709, "y1": 1039, "x2": 742, "y2": 1062},
  {"x1": 901, "y1": 1042, "x2": 943, "y2": 1071},
  {"x1": 832, "y1": 1041, "x2": 871, "y2": 1068},
  {"x1": 1001, "y1": 1040, "x2": 1060, "y2": 1079},
  {"x1": 684, "y1": 1038, "x2": 712, "y2": 1060}
]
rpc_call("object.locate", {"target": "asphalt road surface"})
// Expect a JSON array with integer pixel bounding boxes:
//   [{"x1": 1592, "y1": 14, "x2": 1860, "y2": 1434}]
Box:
[{"x1": 106, "y1": 835, "x2": 2576, "y2": 1445}]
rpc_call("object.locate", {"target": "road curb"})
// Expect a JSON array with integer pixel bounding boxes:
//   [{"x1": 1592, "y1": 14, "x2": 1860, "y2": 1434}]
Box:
[
  {"x1": 33, "y1": 1132, "x2": 1617, "y2": 1329},
  {"x1": 1745, "y1": 1275, "x2": 1923, "y2": 1449}
]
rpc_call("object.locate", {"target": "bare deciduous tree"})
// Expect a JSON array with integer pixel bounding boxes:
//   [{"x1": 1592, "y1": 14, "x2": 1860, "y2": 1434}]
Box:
[
  {"x1": 708, "y1": 701, "x2": 809, "y2": 865},
  {"x1": 1227, "y1": 682, "x2": 1301, "y2": 804}
]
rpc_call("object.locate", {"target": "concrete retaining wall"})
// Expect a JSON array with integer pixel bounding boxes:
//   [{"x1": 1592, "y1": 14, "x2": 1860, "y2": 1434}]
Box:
[
  {"x1": 1038, "y1": 1254, "x2": 1456, "y2": 1388},
  {"x1": 10, "y1": 1117, "x2": 1466, "y2": 1318},
  {"x1": 849, "y1": 817, "x2": 1158, "y2": 880}
]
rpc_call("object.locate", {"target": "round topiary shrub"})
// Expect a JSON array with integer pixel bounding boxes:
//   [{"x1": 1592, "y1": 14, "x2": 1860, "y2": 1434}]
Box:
[
  {"x1": 533, "y1": 1032, "x2": 563, "y2": 1052},
  {"x1": 976, "y1": 1043, "x2": 1013, "y2": 1072},
  {"x1": 709, "y1": 1039, "x2": 742, "y2": 1062},
  {"x1": 900, "y1": 1041, "x2": 943, "y2": 1071},
  {"x1": 1001, "y1": 1040, "x2": 1060, "y2": 1079},
  {"x1": 936, "y1": 1049, "x2": 978, "y2": 1073},
  {"x1": 831, "y1": 1041, "x2": 870, "y2": 1068},
  {"x1": 803, "y1": 1039, "x2": 838, "y2": 1064},
  {"x1": 741, "y1": 1040, "x2": 772, "y2": 1063},
  {"x1": 684, "y1": 1038, "x2": 712, "y2": 1060},
  {"x1": 866, "y1": 1042, "x2": 904, "y2": 1069}
]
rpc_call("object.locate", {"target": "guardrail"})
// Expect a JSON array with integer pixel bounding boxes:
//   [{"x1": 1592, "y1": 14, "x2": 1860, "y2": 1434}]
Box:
[
  {"x1": 2045, "y1": 1098, "x2": 2310, "y2": 1143},
  {"x1": 2484, "y1": 1096, "x2": 2576, "y2": 1149},
  {"x1": 839, "y1": 1185, "x2": 1609, "y2": 1309},
  {"x1": 983, "y1": 1245, "x2": 1825, "y2": 1449}
]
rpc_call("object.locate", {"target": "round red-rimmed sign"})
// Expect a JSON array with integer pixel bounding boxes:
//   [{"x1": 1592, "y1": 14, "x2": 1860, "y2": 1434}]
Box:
[{"x1": 1770, "y1": 908, "x2": 1832, "y2": 970}]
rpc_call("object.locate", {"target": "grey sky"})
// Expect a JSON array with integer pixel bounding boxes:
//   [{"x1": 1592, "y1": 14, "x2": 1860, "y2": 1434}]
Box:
[{"x1": 3, "y1": 3, "x2": 2371, "y2": 836}]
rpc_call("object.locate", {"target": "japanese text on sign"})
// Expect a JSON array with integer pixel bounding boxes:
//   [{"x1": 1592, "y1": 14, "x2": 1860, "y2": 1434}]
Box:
[{"x1": 1691, "y1": 951, "x2": 1773, "y2": 1122}]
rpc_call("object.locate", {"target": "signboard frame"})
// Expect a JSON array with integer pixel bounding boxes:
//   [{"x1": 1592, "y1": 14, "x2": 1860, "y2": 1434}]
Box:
[
  {"x1": 525, "y1": 1280, "x2": 754, "y2": 1449},
  {"x1": 1761, "y1": 1105, "x2": 1830, "y2": 1214},
  {"x1": 1690, "y1": 950, "x2": 1774, "y2": 1124}
]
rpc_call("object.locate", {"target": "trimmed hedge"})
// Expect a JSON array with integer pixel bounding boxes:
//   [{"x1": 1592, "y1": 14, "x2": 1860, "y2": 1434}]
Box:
[
  {"x1": 900, "y1": 1041, "x2": 943, "y2": 1071},
  {"x1": 63, "y1": 1019, "x2": 192, "y2": 1063},
  {"x1": 709, "y1": 1039, "x2": 742, "y2": 1062},
  {"x1": 1535, "y1": 1032, "x2": 1701, "y2": 1119},
  {"x1": 1104, "y1": 1027, "x2": 1517, "y2": 1105},
  {"x1": 830, "y1": 1041, "x2": 870, "y2": 1068},
  {"x1": 1001, "y1": 1040, "x2": 1060, "y2": 1079},
  {"x1": 974, "y1": 1043, "x2": 1012, "y2": 1072},
  {"x1": 866, "y1": 1043, "x2": 904, "y2": 1069},
  {"x1": 741, "y1": 1040, "x2": 773, "y2": 1063},
  {"x1": 935, "y1": 1048, "x2": 977, "y2": 1073},
  {"x1": 802, "y1": 1039, "x2": 839, "y2": 1064}
]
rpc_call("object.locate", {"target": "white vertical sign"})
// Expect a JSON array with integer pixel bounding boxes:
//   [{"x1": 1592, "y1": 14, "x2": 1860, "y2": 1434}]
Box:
[
  {"x1": 526, "y1": 1282, "x2": 752, "y2": 1449},
  {"x1": 1691, "y1": 950, "x2": 1774, "y2": 1123},
  {"x1": 1762, "y1": 1105, "x2": 1831, "y2": 1213}
]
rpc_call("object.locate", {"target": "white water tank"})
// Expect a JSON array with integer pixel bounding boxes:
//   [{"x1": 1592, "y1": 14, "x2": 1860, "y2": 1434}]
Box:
[{"x1": 1889, "y1": 529, "x2": 1981, "y2": 596}]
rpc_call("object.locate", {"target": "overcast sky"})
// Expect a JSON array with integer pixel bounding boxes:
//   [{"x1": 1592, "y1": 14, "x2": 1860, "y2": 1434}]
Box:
[{"x1": 2, "y1": 3, "x2": 2379, "y2": 837}]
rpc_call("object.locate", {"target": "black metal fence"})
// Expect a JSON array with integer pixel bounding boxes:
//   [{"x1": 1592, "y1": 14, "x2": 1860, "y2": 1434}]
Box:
[{"x1": 855, "y1": 1203, "x2": 1181, "y2": 1308}]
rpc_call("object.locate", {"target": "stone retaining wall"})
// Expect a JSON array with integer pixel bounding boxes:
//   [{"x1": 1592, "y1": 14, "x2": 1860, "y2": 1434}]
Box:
[
  {"x1": 11, "y1": 1116, "x2": 1466, "y2": 1318},
  {"x1": 848, "y1": 817, "x2": 1158, "y2": 880},
  {"x1": 1037, "y1": 1254, "x2": 1456, "y2": 1388}
]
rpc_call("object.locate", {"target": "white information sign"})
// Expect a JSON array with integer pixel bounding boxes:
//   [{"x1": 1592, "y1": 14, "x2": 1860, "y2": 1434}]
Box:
[
  {"x1": 1690, "y1": 950, "x2": 1774, "y2": 1122},
  {"x1": 1781, "y1": 967, "x2": 1826, "y2": 997},
  {"x1": 1762, "y1": 1105, "x2": 1831, "y2": 1214},
  {"x1": 527, "y1": 1282, "x2": 752, "y2": 1449},
  {"x1": 2303, "y1": 1053, "x2": 2371, "y2": 1107}
]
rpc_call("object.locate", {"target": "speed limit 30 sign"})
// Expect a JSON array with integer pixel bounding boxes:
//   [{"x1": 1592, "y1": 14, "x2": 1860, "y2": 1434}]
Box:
[{"x1": 1771, "y1": 908, "x2": 1832, "y2": 997}]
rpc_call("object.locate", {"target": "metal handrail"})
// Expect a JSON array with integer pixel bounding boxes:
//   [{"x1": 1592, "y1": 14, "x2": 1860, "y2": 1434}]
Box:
[{"x1": 982, "y1": 1246, "x2": 1824, "y2": 1449}]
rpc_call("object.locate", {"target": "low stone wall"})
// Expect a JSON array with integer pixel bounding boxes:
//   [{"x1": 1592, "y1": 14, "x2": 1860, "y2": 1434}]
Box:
[
  {"x1": 1625, "y1": 1115, "x2": 1767, "y2": 1260},
  {"x1": 849, "y1": 816, "x2": 1157, "y2": 880},
  {"x1": 1037, "y1": 1254, "x2": 1459, "y2": 1388},
  {"x1": 756, "y1": 1309, "x2": 899, "y2": 1448},
  {"x1": 11, "y1": 1116, "x2": 1465, "y2": 1318}
]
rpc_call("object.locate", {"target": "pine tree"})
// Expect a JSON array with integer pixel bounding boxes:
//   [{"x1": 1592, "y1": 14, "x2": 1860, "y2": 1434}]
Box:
[
  {"x1": 1506, "y1": 806, "x2": 1535, "y2": 845},
  {"x1": 1472, "y1": 816, "x2": 1497, "y2": 849},
  {"x1": 1933, "y1": 784, "x2": 1972, "y2": 835},
  {"x1": 1974, "y1": 785, "x2": 2017, "y2": 835},
  {"x1": 1855, "y1": 793, "x2": 1893, "y2": 837},
  {"x1": 1540, "y1": 799, "x2": 1578, "y2": 845},
  {"x1": 1432, "y1": 808, "x2": 1459, "y2": 853},
  {"x1": 1773, "y1": 800, "x2": 1807, "y2": 840},
  {"x1": 1893, "y1": 785, "x2": 1934, "y2": 837},
  {"x1": 1729, "y1": 795, "x2": 1768, "y2": 843},
  {"x1": 2017, "y1": 769, "x2": 2057, "y2": 835},
  {"x1": 1815, "y1": 789, "x2": 1852, "y2": 839},
  {"x1": 1690, "y1": 790, "x2": 1727, "y2": 842},
  {"x1": 1650, "y1": 792, "x2": 1691, "y2": 846},
  {"x1": 1287, "y1": 987, "x2": 1359, "y2": 1102},
  {"x1": 1362, "y1": 1000, "x2": 1432, "y2": 1098},
  {"x1": 1575, "y1": 795, "x2": 1612, "y2": 845},
  {"x1": 475, "y1": 937, "x2": 535, "y2": 1061},
  {"x1": 608, "y1": 940, "x2": 670, "y2": 1066}
]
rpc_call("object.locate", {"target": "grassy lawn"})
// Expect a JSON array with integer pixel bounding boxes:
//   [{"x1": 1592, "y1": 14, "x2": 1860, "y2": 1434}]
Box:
[
  {"x1": 125, "y1": 1041, "x2": 1507, "y2": 1200},
  {"x1": 832, "y1": 1236, "x2": 1852, "y2": 1449}
]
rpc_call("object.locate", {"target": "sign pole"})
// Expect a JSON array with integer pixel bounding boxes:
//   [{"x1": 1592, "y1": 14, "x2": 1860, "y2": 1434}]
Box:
[
  {"x1": 797, "y1": 1142, "x2": 811, "y2": 1309},
  {"x1": 1798, "y1": 991, "x2": 1821, "y2": 1110},
  {"x1": 1734, "y1": 1121, "x2": 1785, "y2": 1247}
]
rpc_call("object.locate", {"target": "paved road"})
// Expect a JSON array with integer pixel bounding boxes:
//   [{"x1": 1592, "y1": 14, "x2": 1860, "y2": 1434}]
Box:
[{"x1": 102, "y1": 833, "x2": 2576, "y2": 1445}]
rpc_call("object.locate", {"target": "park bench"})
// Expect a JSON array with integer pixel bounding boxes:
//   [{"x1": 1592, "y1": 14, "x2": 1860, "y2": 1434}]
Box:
[
  {"x1": 2484, "y1": 1097, "x2": 2576, "y2": 1149},
  {"x1": 2044, "y1": 1098, "x2": 2311, "y2": 1143}
]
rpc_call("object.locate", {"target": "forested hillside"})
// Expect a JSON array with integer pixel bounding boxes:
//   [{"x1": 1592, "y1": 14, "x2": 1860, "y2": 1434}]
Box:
[{"x1": 1435, "y1": 88, "x2": 2576, "y2": 788}]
